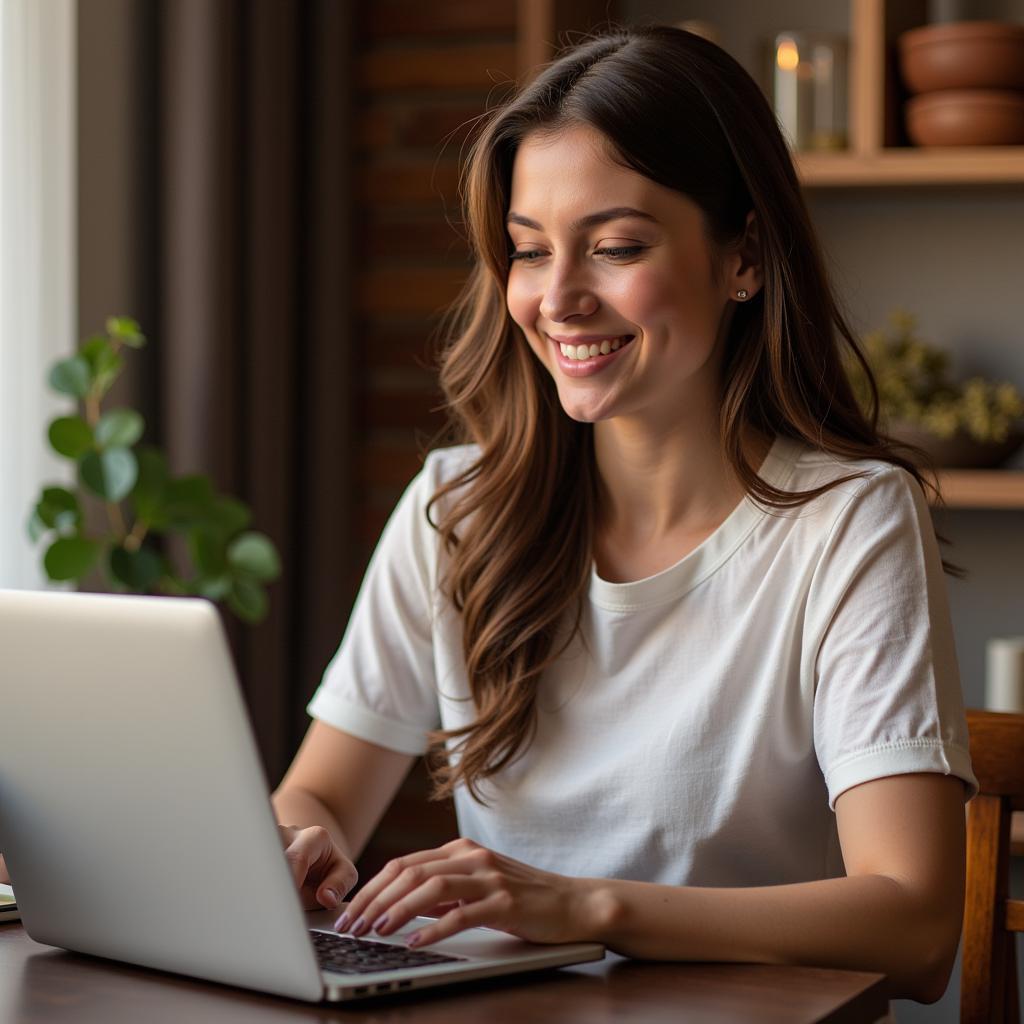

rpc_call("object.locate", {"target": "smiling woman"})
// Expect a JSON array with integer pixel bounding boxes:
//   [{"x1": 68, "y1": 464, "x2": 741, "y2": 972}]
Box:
[{"x1": 271, "y1": 25, "x2": 977, "y2": 1007}]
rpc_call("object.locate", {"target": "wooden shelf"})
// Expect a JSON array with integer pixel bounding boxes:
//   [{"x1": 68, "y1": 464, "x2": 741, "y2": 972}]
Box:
[
  {"x1": 932, "y1": 471, "x2": 1024, "y2": 509},
  {"x1": 797, "y1": 148, "x2": 1024, "y2": 189},
  {"x1": 799, "y1": 1, "x2": 1024, "y2": 189}
]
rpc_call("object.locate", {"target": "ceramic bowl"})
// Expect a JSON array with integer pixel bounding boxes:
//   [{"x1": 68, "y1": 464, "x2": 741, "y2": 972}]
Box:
[
  {"x1": 905, "y1": 89, "x2": 1024, "y2": 146},
  {"x1": 888, "y1": 422, "x2": 1024, "y2": 469},
  {"x1": 899, "y1": 20, "x2": 1024, "y2": 94}
]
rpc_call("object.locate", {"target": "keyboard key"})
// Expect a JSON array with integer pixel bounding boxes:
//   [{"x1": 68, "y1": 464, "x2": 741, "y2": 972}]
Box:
[{"x1": 310, "y1": 930, "x2": 466, "y2": 974}]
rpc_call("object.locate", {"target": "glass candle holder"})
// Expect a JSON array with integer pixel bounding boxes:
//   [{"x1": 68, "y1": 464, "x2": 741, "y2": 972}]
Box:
[{"x1": 771, "y1": 31, "x2": 848, "y2": 151}]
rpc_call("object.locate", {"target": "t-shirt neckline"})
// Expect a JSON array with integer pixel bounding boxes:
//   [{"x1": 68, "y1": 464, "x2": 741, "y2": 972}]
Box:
[{"x1": 588, "y1": 435, "x2": 801, "y2": 611}]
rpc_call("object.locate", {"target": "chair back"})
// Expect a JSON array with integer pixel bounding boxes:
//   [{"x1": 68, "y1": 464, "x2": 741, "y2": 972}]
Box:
[{"x1": 962, "y1": 708, "x2": 1024, "y2": 1023}]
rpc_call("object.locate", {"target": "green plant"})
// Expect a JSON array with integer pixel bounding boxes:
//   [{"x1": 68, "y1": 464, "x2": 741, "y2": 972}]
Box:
[
  {"x1": 849, "y1": 309, "x2": 1024, "y2": 443},
  {"x1": 27, "y1": 316, "x2": 280, "y2": 623}
]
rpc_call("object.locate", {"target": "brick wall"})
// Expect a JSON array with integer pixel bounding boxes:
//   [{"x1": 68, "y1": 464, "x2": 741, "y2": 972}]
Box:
[{"x1": 350, "y1": 1, "x2": 518, "y2": 884}]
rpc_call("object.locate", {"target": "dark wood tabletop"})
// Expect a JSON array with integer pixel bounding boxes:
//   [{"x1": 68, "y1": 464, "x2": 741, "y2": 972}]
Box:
[{"x1": 0, "y1": 922, "x2": 888, "y2": 1024}]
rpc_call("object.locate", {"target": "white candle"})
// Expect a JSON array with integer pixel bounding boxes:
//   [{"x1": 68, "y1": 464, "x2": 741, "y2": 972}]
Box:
[{"x1": 985, "y1": 636, "x2": 1024, "y2": 713}]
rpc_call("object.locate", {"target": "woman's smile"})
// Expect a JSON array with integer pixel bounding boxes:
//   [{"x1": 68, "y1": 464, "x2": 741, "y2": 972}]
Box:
[{"x1": 547, "y1": 332, "x2": 636, "y2": 376}]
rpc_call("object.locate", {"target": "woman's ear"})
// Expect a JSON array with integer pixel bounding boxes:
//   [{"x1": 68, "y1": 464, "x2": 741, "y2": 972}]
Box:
[{"x1": 732, "y1": 210, "x2": 763, "y2": 299}]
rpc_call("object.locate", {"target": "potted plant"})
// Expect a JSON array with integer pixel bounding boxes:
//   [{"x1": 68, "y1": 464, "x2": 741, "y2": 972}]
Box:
[
  {"x1": 27, "y1": 316, "x2": 280, "y2": 623},
  {"x1": 848, "y1": 309, "x2": 1024, "y2": 468}
]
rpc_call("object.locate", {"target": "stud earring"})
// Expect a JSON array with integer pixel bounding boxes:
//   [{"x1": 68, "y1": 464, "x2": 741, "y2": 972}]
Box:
[{"x1": 736, "y1": 289, "x2": 749, "y2": 300}]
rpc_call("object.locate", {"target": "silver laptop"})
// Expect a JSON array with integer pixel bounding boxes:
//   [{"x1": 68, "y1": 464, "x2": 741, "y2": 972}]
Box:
[{"x1": 0, "y1": 589, "x2": 604, "y2": 1001}]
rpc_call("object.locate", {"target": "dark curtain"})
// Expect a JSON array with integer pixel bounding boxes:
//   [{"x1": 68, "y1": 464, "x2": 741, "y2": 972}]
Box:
[{"x1": 154, "y1": 0, "x2": 355, "y2": 785}]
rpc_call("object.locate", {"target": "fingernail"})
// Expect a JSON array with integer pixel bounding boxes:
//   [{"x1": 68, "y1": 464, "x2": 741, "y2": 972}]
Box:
[
  {"x1": 351, "y1": 916, "x2": 367, "y2": 936},
  {"x1": 323, "y1": 888, "x2": 340, "y2": 908},
  {"x1": 372, "y1": 913, "x2": 389, "y2": 934},
  {"x1": 334, "y1": 912, "x2": 350, "y2": 931},
  {"x1": 407, "y1": 932, "x2": 422, "y2": 948}
]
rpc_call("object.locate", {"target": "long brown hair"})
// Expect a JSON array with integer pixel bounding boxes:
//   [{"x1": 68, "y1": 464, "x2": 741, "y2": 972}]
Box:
[{"x1": 425, "y1": 25, "x2": 945, "y2": 803}]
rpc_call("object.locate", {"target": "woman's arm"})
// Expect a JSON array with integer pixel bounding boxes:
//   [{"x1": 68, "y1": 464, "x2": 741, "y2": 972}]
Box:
[
  {"x1": 582, "y1": 772, "x2": 966, "y2": 1002},
  {"x1": 270, "y1": 720, "x2": 415, "y2": 909},
  {"x1": 344, "y1": 772, "x2": 965, "y2": 1004},
  {"x1": 272, "y1": 720, "x2": 414, "y2": 860}
]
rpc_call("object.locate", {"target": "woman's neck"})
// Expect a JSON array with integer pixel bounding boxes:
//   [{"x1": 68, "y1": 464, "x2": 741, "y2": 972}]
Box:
[{"x1": 592, "y1": 418, "x2": 772, "y2": 581}]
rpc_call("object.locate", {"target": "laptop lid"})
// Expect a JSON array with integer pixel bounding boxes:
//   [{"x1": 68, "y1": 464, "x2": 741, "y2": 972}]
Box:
[{"x1": 0, "y1": 589, "x2": 325, "y2": 1001}]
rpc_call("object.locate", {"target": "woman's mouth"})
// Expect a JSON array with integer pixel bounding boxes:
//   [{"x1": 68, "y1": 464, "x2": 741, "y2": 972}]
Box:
[
  {"x1": 547, "y1": 334, "x2": 636, "y2": 377},
  {"x1": 555, "y1": 335, "x2": 634, "y2": 360}
]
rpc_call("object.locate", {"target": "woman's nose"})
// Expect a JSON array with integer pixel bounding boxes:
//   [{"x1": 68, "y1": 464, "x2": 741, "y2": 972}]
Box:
[{"x1": 538, "y1": 263, "x2": 598, "y2": 323}]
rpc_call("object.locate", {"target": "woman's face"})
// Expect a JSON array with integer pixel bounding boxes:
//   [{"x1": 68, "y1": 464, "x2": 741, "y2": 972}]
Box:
[{"x1": 505, "y1": 123, "x2": 757, "y2": 428}]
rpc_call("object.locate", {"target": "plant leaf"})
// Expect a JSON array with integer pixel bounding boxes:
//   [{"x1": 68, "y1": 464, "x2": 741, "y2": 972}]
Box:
[
  {"x1": 227, "y1": 532, "x2": 280, "y2": 582},
  {"x1": 81, "y1": 332, "x2": 126, "y2": 395},
  {"x1": 95, "y1": 409, "x2": 144, "y2": 449},
  {"x1": 27, "y1": 509, "x2": 48, "y2": 543},
  {"x1": 164, "y1": 475, "x2": 216, "y2": 527},
  {"x1": 189, "y1": 527, "x2": 228, "y2": 575},
  {"x1": 105, "y1": 315, "x2": 145, "y2": 347},
  {"x1": 80, "y1": 447, "x2": 138, "y2": 502},
  {"x1": 94, "y1": 352, "x2": 124, "y2": 398},
  {"x1": 207, "y1": 497, "x2": 250, "y2": 537},
  {"x1": 35, "y1": 486, "x2": 81, "y2": 530},
  {"x1": 48, "y1": 356, "x2": 91, "y2": 398},
  {"x1": 80, "y1": 334, "x2": 110, "y2": 368},
  {"x1": 227, "y1": 577, "x2": 268, "y2": 623},
  {"x1": 44, "y1": 536, "x2": 99, "y2": 581},
  {"x1": 196, "y1": 574, "x2": 232, "y2": 601},
  {"x1": 131, "y1": 446, "x2": 169, "y2": 526},
  {"x1": 47, "y1": 416, "x2": 94, "y2": 459},
  {"x1": 109, "y1": 545, "x2": 163, "y2": 591}
]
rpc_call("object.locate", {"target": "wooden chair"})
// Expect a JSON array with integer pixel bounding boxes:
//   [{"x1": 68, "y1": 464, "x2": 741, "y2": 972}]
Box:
[{"x1": 962, "y1": 708, "x2": 1024, "y2": 1023}]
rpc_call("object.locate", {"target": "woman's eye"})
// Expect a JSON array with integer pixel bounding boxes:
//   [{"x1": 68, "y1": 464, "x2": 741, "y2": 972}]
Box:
[
  {"x1": 594, "y1": 245, "x2": 644, "y2": 259},
  {"x1": 508, "y1": 245, "x2": 644, "y2": 264}
]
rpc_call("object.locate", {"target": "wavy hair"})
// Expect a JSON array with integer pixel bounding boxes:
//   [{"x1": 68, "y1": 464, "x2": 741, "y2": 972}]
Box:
[{"x1": 424, "y1": 25, "x2": 949, "y2": 803}]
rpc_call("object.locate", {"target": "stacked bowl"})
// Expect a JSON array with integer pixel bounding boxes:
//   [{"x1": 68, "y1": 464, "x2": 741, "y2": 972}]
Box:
[{"x1": 898, "y1": 21, "x2": 1024, "y2": 146}]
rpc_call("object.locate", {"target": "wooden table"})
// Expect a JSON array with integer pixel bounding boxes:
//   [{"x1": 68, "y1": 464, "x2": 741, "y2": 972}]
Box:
[{"x1": 0, "y1": 923, "x2": 887, "y2": 1023}]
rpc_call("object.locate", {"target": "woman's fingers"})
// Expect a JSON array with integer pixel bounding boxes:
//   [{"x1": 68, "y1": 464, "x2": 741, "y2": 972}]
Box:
[
  {"x1": 336, "y1": 846, "x2": 456, "y2": 928},
  {"x1": 280, "y1": 825, "x2": 358, "y2": 910},
  {"x1": 340, "y1": 856, "x2": 474, "y2": 935},
  {"x1": 313, "y1": 857, "x2": 359, "y2": 911},
  {"x1": 338, "y1": 847, "x2": 486, "y2": 934},
  {"x1": 369, "y1": 874, "x2": 492, "y2": 938},
  {"x1": 0, "y1": 853, "x2": 9, "y2": 885},
  {"x1": 333, "y1": 841, "x2": 577, "y2": 949}
]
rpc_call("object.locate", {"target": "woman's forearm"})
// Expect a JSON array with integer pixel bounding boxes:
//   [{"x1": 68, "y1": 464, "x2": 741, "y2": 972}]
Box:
[
  {"x1": 577, "y1": 873, "x2": 957, "y2": 1002},
  {"x1": 271, "y1": 785, "x2": 356, "y2": 862}
]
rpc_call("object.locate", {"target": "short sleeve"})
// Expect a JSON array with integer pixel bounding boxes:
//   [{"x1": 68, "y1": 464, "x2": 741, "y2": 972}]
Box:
[
  {"x1": 808, "y1": 467, "x2": 978, "y2": 808},
  {"x1": 306, "y1": 455, "x2": 446, "y2": 755}
]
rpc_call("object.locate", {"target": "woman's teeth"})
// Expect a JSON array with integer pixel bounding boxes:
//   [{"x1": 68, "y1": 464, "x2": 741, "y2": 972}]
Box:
[{"x1": 558, "y1": 336, "x2": 631, "y2": 360}]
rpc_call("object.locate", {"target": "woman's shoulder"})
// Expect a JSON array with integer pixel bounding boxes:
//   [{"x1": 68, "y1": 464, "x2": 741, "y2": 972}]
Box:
[
  {"x1": 402, "y1": 444, "x2": 484, "y2": 519},
  {"x1": 419, "y1": 443, "x2": 482, "y2": 492},
  {"x1": 767, "y1": 435, "x2": 926, "y2": 522}
]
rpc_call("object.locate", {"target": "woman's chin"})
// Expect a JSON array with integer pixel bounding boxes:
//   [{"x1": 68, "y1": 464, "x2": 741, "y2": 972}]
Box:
[{"x1": 559, "y1": 401, "x2": 616, "y2": 424}]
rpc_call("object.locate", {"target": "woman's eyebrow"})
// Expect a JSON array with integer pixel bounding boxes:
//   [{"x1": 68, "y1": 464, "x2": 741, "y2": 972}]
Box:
[{"x1": 506, "y1": 206, "x2": 659, "y2": 232}]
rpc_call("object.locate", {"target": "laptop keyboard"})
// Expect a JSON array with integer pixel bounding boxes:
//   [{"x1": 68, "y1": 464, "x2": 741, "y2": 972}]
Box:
[{"x1": 310, "y1": 929, "x2": 467, "y2": 975}]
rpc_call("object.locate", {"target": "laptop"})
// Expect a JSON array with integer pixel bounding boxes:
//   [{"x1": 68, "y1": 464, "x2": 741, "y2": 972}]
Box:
[{"x1": 0, "y1": 589, "x2": 604, "y2": 1001}]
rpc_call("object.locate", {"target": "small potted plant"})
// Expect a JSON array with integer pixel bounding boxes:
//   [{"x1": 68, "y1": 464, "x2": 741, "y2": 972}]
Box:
[
  {"x1": 848, "y1": 309, "x2": 1024, "y2": 468},
  {"x1": 27, "y1": 316, "x2": 280, "y2": 623}
]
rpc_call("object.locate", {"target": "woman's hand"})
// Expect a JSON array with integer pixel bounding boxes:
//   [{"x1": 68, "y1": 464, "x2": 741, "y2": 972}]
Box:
[
  {"x1": 335, "y1": 837, "x2": 603, "y2": 948},
  {"x1": 278, "y1": 824, "x2": 358, "y2": 912},
  {"x1": 0, "y1": 853, "x2": 9, "y2": 884}
]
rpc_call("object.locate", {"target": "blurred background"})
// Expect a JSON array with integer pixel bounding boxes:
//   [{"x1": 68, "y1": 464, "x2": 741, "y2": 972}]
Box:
[{"x1": 2, "y1": 2, "x2": 1024, "y2": 1018}]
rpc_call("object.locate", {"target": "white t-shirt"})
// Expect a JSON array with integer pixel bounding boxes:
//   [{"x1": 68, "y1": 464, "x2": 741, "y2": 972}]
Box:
[{"x1": 307, "y1": 436, "x2": 977, "y2": 887}]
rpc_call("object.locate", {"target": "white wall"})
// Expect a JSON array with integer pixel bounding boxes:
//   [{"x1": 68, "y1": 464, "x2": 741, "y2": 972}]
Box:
[{"x1": 0, "y1": 0, "x2": 76, "y2": 588}]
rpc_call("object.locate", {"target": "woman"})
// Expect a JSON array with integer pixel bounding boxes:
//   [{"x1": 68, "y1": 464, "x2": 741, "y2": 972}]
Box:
[{"x1": 271, "y1": 26, "x2": 976, "y2": 1003}]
